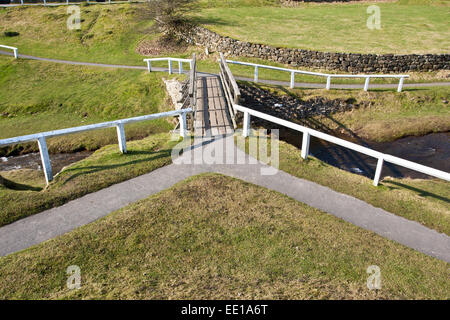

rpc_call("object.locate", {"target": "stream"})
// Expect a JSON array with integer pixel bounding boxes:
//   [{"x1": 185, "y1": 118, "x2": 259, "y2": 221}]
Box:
[
  {"x1": 0, "y1": 151, "x2": 93, "y2": 175},
  {"x1": 281, "y1": 131, "x2": 449, "y2": 180},
  {"x1": 0, "y1": 132, "x2": 448, "y2": 180}
]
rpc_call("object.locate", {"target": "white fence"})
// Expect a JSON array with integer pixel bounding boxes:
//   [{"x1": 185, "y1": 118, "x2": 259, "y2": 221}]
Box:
[
  {"x1": 234, "y1": 104, "x2": 450, "y2": 186},
  {"x1": 0, "y1": 45, "x2": 18, "y2": 59},
  {"x1": 144, "y1": 57, "x2": 193, "y2": 75},
  {"x1": 0, "y1": 108, "x2": 192, "y2": 184},
  {"x1": 227, "y1": 60, "x2": 409, "y2": 92}
]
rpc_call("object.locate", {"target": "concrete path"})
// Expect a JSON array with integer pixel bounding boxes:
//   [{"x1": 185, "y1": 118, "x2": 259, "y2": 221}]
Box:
[
  {"x1": 0, "y1": 135, "x2": 449, "y2": 263},
  {"x1": 1, "y1": 50, "x2": 449, "y2": 90}
]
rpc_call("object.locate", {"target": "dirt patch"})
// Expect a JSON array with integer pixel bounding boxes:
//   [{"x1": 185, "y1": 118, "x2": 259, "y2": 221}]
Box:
[{"x1": 136, "y1": 36, "x2": 188, "y2": 56}]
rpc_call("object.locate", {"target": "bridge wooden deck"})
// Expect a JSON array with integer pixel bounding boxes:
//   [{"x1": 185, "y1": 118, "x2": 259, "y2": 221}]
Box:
[{"x1": 194, "y1": 76, "x2": 234, "y2": 136}]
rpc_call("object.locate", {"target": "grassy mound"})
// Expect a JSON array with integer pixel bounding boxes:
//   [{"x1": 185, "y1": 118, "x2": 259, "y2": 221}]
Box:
[{"x1": 0, "y1": 174, "x2": 448, "y2": 299}]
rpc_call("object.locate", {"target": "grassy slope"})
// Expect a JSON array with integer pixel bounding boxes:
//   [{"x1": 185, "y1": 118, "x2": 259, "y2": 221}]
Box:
[
  {"x1": 0, "y1": 132, "x2": 179, "y2": 227},
  {"x1": 0, "y1": 55, "x2": 179, "y2": 155},
  {"x1": 0, "y1": 174, "x2": 448, "y2": 299},
  {"x1": 249, "y1": 83, "x2": 450, "y2": 142},
  {"x1": 0, "y1": 4, "x2": 150, "y2": 65},
  {"x1": 196, "y1": 2, "x2": 450, "y2": 54},
  {"x1": 238, "y1": 134, "x2": 450, "y2": 235}
]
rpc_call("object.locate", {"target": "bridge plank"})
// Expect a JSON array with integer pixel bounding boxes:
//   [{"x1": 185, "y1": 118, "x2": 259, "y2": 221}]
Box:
[{"x1": 193, "y1": 75, "x2": 234, "y2": 137}]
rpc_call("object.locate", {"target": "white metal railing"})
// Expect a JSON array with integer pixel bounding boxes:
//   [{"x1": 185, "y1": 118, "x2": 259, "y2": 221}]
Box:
[
  {"x1": 227, "y1": 60, "x2": 410, "y2": 92},
  {"x1": 234, "y1": 104, "x2": 450, "y2": 186},
  {"x1": 0, "y1": 108, "x2": 192, "y2": 184},
  {"x1": 0, "y1": 45, "x2": 18, "y2": 59},
  {"x1": 144, "y1": 57, "x2": 193, "y2": 75}
]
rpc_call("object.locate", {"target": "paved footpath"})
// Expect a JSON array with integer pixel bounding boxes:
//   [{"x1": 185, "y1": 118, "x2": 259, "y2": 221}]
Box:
[
  {"x1": 0, "y1": 135, "x2": 449, "y2": 262},
  {"x1": 1, "y1": 50, "x2": 449, "y2": 90}
]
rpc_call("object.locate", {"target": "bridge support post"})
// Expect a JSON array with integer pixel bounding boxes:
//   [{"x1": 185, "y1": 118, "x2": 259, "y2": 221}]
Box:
[
  {"x1": 116, "y1": 123, "x2": 127, "y2": 154},
  {"x1": 178, "y1": 61, "x2": 183, "y2": 74},
  {"x1": 290, "y1": 72, "x2": 295, "y2": 89},
  {"x1": 13, "y1": 48, "x2": 18, "y2": 59},
  {"x1": 37, "y1": 137, "x2": 53, "y2": 184},
  {"x1": 146, "y1": 61, "x2": 152, "y2": 72},
  {"x1": 168, "y1": 60, "x2": 173, "y2": 74},
  {"x1": 179, "y1": 113, "x2": 187, "y2": 138},
  {"x1": 373, "y1": 157, "x2": 384, "y2": 186},
  {"x1": 243, "y1": 112, "x2": 251, "y2": 138},
  {"x1": 364, "y1": 77, "x2": 370, "y2": 91},
  {"x1": 326, "y1": 76, "x2": 331, "y2": 90},
  {"x1": 254, "y1": 66, "x2": 259, "y2": 83},
  {"x1": 301, "y1": 131, "x2": 310, "y2": 159},
  {"x1": 397, "y1": 77, "x2": 404, "y2": 92}
]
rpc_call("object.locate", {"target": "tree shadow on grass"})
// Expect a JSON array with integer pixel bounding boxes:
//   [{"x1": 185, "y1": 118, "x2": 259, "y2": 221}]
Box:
[
  {"x1": 60, "y1": 149, "x2": 172, "y2": 185},
  {"x1": 383, "y1": 180, "x2": 450, "y2": 204},
  {"x1": 190, "y1": 16, "x2": 232, "y2": 27}
]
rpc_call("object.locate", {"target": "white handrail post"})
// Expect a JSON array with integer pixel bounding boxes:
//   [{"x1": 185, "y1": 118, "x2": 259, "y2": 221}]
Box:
[
  {"x1": 179, "y1": 112, "x2": 187, "y2": 138},
  {"x1": 301, "y1": 131, "x2": 310, "y2": 159},
  {"x1": 66, "y1": 0, "x2": 69, "y2": 5},
  {"x1": 13, "y1": 48, "x2": 18, "y2": 59},
  {"x1": 178, "y1": 60, "x2": 183, "y2": 74},
  {"x1": 146, "y1": 60, "x2": 152, "y2": 72},
  {"x1": 43, "y1": 0, "x2": 46, "y2": 6},
  {"x1": 21, "y1": 0, "x2": 24, "y2": 4},
  {"x1": 364, "y1": 77, "x2": 370, "y2": 92},
  {"x1": 116, "y1": 123, "x2": 127, "y2": 153},
  {"x1": 290, "y1": 71, "x2": 295, "y2": 89},
  {"x1": 326, "y1": 76, "x2": 331, "y2": 90},
  {"x1": 254, "y1": 66, "x2": 259, "y2": 83},
  {"x1": 397, "y1": 77, "x2": 404, "y2": 92},
  {"x1": 373, "y1": 157, "x2": 384, "y2": 186},
  {"x1": 37, "y1": 136, "x2": 53, "y2": 184},
  {"x1": 243, "y1": 112, "x2": 251, "y2": 138},
  {"x1": 168, "y1": 59, "x2": 173, "y2": 75}
]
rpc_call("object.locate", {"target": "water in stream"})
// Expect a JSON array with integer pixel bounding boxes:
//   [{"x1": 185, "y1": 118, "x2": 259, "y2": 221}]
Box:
[
  {"x1": 280, "y1": 131, "x2": 449, "y2": 180},
  {"x1": 0, "y1": 151, "x2": 93, "y2": 175}
]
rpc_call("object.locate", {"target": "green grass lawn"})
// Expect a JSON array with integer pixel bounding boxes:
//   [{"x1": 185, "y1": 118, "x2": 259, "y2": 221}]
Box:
[
  {"x1": 196, "y1": 1, "x2": 450, "y2": 54},
  {"x1": 247, "y1": 82, "x2": 450, "y2": 142},
  {"x1": 0, "y1": 132, "x2": 179, "y2": 227},
  {"x1": 0, "y1": 55, "x2": 181, "y2": 155},
  {"x1": 237, "y1": 134, "x2": 450, "y2": 235},
  {"x1": 0, "y1": 174, "x2": 448, "y2": 299}
]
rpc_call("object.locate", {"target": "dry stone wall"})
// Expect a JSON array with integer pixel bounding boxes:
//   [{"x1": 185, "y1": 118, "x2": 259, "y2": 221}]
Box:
[{"x1": 180, "y1": 26, "x2": 449, "y2": 73}]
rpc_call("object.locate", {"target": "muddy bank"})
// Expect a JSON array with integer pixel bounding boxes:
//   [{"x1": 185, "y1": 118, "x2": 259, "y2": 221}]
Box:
[
  {"x1": 0, "y1": 151, "x2": 93, "y2": 175},
  {"x1": 239, "y1": 83, "x2": 366, "y2": 120}
]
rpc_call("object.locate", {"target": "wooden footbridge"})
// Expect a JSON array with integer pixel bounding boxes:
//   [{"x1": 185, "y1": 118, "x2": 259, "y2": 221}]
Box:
[{"x1": 181, "y1": 53, "x2": 240, "y2": 137}]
